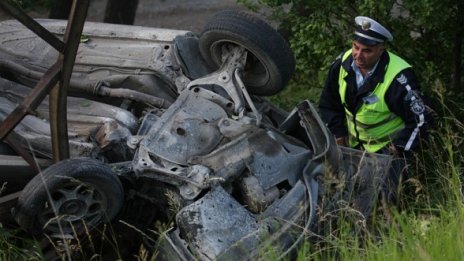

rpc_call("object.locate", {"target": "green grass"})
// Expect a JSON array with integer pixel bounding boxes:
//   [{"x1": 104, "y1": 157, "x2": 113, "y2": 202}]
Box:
[
  {"x1": 0, "y1": 226, "x2": 42, "y2": 260},
  {"x1": 291, "y1": 81, "x2": 464, "y2": 260},
  {"x1": 317, "y1": 207, "x2": 464, "y2": 260},
  {"x1": 317, "y1": 209, "x2": 463, "y2": 260},
  {"x1": 370, "y1": 209, "x2": 464, "y2": 260},
  {"x1": 269, "y1": 77, "x2": 324, "y2": 111}
]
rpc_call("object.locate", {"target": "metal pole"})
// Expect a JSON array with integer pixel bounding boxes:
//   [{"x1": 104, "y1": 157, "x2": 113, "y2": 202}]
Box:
[
  {"x1": 0, "y1": 0, "x2": 65, "y2": 52},
  {"x1": 0, "y1": 61, "x2": 61, "y2": 140},
  {"x1": 0, "y1": 0, "x2": 90, "y2": 162},
  {"x1": 49, "y1": 0, "x2": 90, "y2": 162}
]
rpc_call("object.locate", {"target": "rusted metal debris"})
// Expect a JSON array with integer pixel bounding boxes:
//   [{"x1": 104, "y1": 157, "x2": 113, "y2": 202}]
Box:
[{"x1": 0, "y1": 0, "x2": 90, "y2": 162}]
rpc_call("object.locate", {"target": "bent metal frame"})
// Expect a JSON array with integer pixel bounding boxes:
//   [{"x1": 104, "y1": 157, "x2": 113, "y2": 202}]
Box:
[{"x1": 0, "y1": 0, "x2": 90, "y2": 215}]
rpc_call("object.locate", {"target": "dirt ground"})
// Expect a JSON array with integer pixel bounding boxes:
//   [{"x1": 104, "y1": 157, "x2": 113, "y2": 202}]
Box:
[
  {"x1": 0, "y1": 0, "x2": 248, "y2": 35},
  {"x1": 90, "y1": 0, "x2": 248, "y2": 34}
]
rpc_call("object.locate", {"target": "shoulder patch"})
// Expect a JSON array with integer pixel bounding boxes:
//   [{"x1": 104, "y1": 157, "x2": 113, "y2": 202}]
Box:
[
  {"x1": 410, "y1": 99, "x2": 425, "y2": 115},
  {"x1": 404, "y1": 89, "x2": 425, "y2": 115},
  {"x1": 396, "y1": 74, "x2": 408, "y2": 85}
]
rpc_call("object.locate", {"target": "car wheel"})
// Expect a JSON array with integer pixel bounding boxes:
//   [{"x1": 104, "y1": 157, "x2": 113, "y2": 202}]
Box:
[
  {"x1": 199, "y1": 10, "x2": 295, "y2": 96},
  {"x1": 14, "y1": 158, "x2": 124, "y2": 236}
]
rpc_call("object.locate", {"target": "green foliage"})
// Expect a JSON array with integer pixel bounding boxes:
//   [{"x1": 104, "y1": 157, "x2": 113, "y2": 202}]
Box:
[
  {"x1": 0, "y1": 226, "x2": 42, "y2": 260},
  {"x1": 325, "y1": 208, "x2": 464, "y2": 261},
  {"x1": 238, "y1": 3, "x2": 464, "y2": 260},
  {"x1": 417, "y1": 84, "x2": 464, "y2": 207},
  {"x1": 240, "y1": 0, "x2": 463, "y2": 109},
  {"x1": 297, "y1": 209, "x2": 464, "y2": 260}
]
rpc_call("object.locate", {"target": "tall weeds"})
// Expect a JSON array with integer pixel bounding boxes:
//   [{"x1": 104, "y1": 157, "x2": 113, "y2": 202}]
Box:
[
  {"x1": 297, "y1": 84, "x2": 464, "y2": 260},
  {"x1": 0, "y1": 227, "x2": 42, "y2": 260}
]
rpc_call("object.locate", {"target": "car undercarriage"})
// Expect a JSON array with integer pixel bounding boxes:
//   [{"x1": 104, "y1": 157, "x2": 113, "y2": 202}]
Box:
[{"x1": 0, "y1": 2, "x2": 392, "y2": 260}]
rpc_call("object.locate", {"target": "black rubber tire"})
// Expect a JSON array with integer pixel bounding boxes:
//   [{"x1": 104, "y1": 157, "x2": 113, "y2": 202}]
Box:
[
  {"x1": 199, "y1": 10, "x2": 295, "y2": 96},
  {"x1": 14, "y1": 158, "x2": 124, "y2": 236}
]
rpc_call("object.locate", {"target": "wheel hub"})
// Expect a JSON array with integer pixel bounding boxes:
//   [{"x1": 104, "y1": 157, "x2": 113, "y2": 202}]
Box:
[{"x1": 59, "y1": 199, "x2": 86, "y2": 217}]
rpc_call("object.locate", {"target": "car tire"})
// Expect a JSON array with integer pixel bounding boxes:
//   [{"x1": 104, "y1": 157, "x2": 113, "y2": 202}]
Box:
[
  {"x1": 14, "y1": 158, "x2": 124, "y2": 236},
  {"x1": 199, "y1": 10, "x2": 295, "y2": 96}
]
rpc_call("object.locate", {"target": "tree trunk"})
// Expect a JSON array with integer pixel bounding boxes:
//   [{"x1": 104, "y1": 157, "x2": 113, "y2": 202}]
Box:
[
  {"x1": 452, "y1": 2, "x2": 463, "y2": 91},
  {"x1": 48, "y1": 0, "x2": 72, "y2": 19},
  {"x1": 104, "y1": 0, "x2": 139, "y2": 25}
]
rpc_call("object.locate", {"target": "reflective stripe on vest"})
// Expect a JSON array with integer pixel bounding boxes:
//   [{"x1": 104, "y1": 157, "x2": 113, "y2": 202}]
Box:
[{"x1": 338, "y1": 50, "x2": 411, "y2": 152}]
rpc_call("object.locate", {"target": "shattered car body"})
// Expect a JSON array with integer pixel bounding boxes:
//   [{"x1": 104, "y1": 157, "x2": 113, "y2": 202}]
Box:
[{"x1": 0, "y1": 10, "x2": 392, "y2": 260}]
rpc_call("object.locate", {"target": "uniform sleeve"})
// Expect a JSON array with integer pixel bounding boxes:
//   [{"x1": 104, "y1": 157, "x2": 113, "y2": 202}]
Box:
[
  {"x1": 385, "y1": 68, "x2": 431, "y2": 152},
  {"x1": 318, "y1": 58, "x2": 348, "y2": 138}
]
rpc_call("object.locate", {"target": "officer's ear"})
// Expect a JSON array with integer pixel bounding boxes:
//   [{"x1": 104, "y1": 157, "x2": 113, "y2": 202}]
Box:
[{"x1": 376, "y1": 43, "x2": 386, "y2": 53}]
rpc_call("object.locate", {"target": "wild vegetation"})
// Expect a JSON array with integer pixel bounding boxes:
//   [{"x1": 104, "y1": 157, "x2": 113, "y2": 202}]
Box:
[
  {"x1": 238, "y1": 0, "x2": 464, "y2": 259},
  {"x1": 239, "y1": 0, "x2": 463, "y2": 111},
  {"x1": 1, "y1": 0, "x2": 463, "y2": 260}
]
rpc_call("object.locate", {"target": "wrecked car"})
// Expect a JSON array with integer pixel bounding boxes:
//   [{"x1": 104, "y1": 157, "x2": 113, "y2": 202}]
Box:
[{"x1": 0, "y1": 10, "x2": 391, "y2": 260}]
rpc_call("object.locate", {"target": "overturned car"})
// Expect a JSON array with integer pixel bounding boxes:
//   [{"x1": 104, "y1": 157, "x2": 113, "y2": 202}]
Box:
[{"x1": 0, "y1": 10, "x2": 391, "y2": 260}]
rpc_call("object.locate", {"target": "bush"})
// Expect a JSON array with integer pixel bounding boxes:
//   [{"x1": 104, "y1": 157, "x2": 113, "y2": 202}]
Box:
[{"x1": 239, "y1": 0, "x2": 464, "y2": 110}]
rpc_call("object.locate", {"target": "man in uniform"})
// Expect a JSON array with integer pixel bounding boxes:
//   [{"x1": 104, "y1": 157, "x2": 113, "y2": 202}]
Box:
[{"x1": 318, "y1": 16, "x2": 431, "y2": 200}]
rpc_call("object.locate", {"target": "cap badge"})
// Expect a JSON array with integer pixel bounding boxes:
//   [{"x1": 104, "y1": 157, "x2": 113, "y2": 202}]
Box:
[{"x1": 361, "y1": 20, "x2": 371, "y2": 30}]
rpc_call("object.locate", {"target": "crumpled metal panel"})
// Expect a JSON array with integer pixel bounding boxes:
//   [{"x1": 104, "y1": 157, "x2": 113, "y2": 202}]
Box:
[
  {"x1": 247, "y1": 129, "x2": 311, "y2": 189},
  {"x1": 341, "y1": 147, "x2": 392, "y2": 217},
  {"x1": 0, "y1": 19, "x2": 190, "y2": 69},
  {"x1": 142, "y1": 90, "x2": 227, "y2": 165},
  {"x1": 170, "y1": 180, "x2": 314, "y2": 261},
  {"x1": 190, "y1": 127, "x2": 310, "y2": 190},
  {"x1": 219, "y1": 180, "x2": 311, "y2": 260},
  {"x1": 0, "y1": 77, "x2": 136, "y2": 159},
  {"x1": 236, "y1": 175, "x2": 280, "y2": 213},
  {"x1": 0, "y1": 97, "x2": 96, "y2": 158},
  {"x1": 280, "y1": 100, "x2": 343, "y2": 170},
  {"x1": 176, "y1": 186, "x2": 259, "y2": 260},
  {"x1": 0, "y1": 19, "x2": 192, "y2": 96},
  {"x1": 0, "y1": 76, "x2": 138, "y2": 132},
  {"x1": 94, "y1": 120, "x2": 132, "y2": 149},
  {"x1": 262, "y1": 180, "x2": 308, "y2": 220}
]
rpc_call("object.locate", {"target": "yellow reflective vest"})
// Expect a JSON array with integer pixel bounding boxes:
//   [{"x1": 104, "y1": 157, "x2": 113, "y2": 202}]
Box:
[{"x1": 338, "y1": 50, "x2": 411, "y2": 152}]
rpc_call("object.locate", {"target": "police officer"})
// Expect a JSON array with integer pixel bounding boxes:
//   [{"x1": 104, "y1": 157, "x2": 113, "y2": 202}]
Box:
[{"x1": 318, "y1": 16, "x2": 431, "y2": 200}]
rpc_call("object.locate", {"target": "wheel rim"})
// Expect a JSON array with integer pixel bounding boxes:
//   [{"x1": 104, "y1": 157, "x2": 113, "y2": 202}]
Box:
[
  {"x1": 210, "y1": 41, "x2": 270, "y2": 89},
  {"x1": 38, "y1": 181, "x2": 108, "y2": 234}
]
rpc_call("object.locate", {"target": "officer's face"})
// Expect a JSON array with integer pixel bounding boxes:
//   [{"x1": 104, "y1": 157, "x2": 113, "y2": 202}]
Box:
[{"x1": 352, "y1": 41, "x2": 385, "y2": 72}]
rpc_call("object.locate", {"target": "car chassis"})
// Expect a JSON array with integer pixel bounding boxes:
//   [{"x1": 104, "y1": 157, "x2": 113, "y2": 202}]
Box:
[{"x1": 0, "y1": 1, "x2": 392, "y2": 260}]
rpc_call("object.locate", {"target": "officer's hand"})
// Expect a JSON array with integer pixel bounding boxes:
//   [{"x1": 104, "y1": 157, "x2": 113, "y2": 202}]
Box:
[
  {"x1": 388, "y1": 143, "x2": 398, "y2": 156},
  {"x1": 336, "y1": 136, "x2": 348, "y2": 146}
]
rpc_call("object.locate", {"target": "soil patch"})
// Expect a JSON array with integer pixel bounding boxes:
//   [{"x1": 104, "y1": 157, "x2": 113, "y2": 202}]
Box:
[{"x1": 0, "y1": 0, "x2": 248, "y2": 34}]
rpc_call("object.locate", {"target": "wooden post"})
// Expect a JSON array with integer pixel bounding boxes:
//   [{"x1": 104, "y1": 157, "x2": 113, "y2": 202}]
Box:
[{"x1": 104, "y1": 0, "x2": 139, "y2": 25}]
